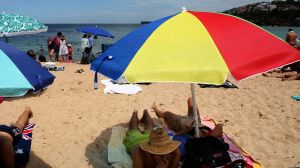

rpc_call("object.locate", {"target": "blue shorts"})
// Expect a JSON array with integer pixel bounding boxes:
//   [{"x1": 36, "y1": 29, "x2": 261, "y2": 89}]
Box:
[{"x1": 0, "y1": 125, "x2": 22, "y2": 145}]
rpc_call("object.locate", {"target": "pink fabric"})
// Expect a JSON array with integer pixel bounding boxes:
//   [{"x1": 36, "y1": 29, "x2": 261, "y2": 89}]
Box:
[
  {"x1": 201, "y1": 117, "x2": 261, "y2": 168},
  {"x1": 0, "y1": 96, "x2": 3, "y2": 104}
]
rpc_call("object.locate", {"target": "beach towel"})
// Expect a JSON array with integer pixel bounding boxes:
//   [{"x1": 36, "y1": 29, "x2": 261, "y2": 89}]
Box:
[
  {"x1": 291, "y1": 95, "x2": 300, "y2": 101},
  {"x1": 107, "y1": 118, "x2": 261, "y2": 168},
  {"x1": 14, "y1": 123, "x2": 35, "y2": 168},
  {"x1": 108, "y1": 126, "x2": 132, "y2": 168},
  {"x1": 200, "y1": 117, "x2": 261, "y2": 168},
  {"x1": 101, "y1": 79, "x2": 142, "y2": 95},
  {"x1": 0, "y1": 96, "x2": 3, "y2": 104}
]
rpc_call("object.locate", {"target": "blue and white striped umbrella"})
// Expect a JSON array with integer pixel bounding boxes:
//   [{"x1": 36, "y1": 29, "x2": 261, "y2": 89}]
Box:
[{"x1": 0, "y1": 13, "x2": 47, "y2": 37}]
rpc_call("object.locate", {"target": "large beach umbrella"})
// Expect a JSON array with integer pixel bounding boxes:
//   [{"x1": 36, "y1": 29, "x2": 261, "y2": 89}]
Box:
[
  {"x1": 91, "y1": 10, "x2": 300, "y2": 137},
  {"x1": 0, "y1": 13, "x2": 47, "y2": 37},
  {"x1": 76, "y1": 26, "x2": 114, "y2": 38},
  {"x1": 0, "y1": 41, "x2": 55, "y2": 97}
]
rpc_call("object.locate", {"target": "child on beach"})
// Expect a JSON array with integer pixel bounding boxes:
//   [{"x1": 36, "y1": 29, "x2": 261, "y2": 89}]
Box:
[
  {"x1": 59, "y1": 35, "x2": 68, "y2": 62},
  {"x1": 67, "y1": 44, "x2": 73, "y2": 61}
]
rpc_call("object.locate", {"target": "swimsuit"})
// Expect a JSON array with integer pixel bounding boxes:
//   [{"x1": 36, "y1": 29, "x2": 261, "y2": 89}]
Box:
[{"x1": 0, "y1": 125, "x2": 22, "y2": 145}]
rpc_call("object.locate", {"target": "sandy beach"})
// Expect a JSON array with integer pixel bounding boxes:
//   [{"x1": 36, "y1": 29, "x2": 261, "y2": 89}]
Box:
[{"x1": 0, "y1": 63, "x2": 299, "y2": 168}]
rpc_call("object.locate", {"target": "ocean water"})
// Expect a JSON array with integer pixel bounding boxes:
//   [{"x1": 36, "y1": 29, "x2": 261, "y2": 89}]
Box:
[
  {"x1": 0, "y1": 24, "x2": 141, "y2": 61},
  {"x1": 0, "y1": 24, "x2": 299, "y2": 61}
]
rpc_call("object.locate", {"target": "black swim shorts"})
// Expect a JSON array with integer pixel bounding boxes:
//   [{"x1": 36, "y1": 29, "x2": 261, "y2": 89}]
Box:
[{"x1": 0, "y1": 125, "x2": 22, "y2": 145}]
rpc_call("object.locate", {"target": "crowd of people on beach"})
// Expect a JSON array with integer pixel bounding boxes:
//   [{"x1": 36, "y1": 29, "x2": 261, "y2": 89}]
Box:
[
  {"x1": 24, "y1": 31, "x2": 98, "y2": 64},
  {"x1": 47, "y1": 32, "x2": 73, "y2": 62}
]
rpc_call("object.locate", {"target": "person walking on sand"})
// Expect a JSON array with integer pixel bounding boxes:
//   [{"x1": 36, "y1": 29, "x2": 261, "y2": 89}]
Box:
[
  {"x1": 0, "y1": 106, "x2": 33, "y2": 168},
  {"x1": 123, "y1": 109, "x2": 181, "y2": 168},
  {"x1": 59, "y1": 35, "x2": 68, "y2": 62}
]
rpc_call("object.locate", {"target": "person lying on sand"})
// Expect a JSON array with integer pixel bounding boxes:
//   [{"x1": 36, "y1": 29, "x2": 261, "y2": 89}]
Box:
[
  {"x1": 0, "y1": 106, "x2": 33, "y2": 168},
  {"x1": 123, "y1": 110, "x2": 181, "y2": 168},
  {"x1": 152, "y1": 97, "x2": 223, "y2": 137},
  {"x1": 282, "y1": 73, "x2": 300, "y2": 81},
  {"x1": 263, "y1": 61, "x2": 300, "y2": 81}
]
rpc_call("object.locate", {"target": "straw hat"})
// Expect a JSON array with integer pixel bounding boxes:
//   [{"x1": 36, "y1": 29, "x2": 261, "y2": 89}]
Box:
[{"x1": 140, "y1": 127, "x2": 181, "y2": 155}]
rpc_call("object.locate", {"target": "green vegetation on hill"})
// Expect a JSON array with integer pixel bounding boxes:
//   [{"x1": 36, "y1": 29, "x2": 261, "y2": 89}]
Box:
[{"x1": 223, "y1": 0, "x2": 300, "y2": 26}]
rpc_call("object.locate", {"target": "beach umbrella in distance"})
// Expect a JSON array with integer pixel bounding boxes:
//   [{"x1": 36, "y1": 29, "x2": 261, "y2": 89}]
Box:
[
  {"x1": 91, "y1": 9, "x2": 300, "y2": 137},
  {"x1": 0, "y1": 13, "x2": 47, "y2": 38},
  {"x1": 76, "y1": 26, "x2": 114, "y2": 38},
  {"x1": 0, "y1": 41, "x2": 55, "y2": 97}
]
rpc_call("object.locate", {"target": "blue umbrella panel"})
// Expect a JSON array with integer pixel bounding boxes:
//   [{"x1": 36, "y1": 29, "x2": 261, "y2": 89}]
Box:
[
  {"x1": 76, "y1": 26, "x2": 114, "y2": 38},
  {"x1": 0, "y1": 41, "x2": 55, "y2": 97}
]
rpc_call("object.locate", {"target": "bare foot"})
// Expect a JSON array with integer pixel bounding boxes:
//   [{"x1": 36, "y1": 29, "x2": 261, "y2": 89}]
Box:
[
  {"x1": 25, "y1": 106, "x2": 33, "y2": 118},
  {"x1": 151, "y1": 102, "x2": 156, "y2": 112},
  {"x1": 262, "y1": 73, "x2": 270, "y2": 77},
  {"x1": 282, "y1": 76, "x2": 287, "y2": 81},
  {"x1": 151, "y1": 102, "x2": 163, "y2": 113},
  {"x1": 210, "y1": 124, "x2": 223, "y2": 138}
]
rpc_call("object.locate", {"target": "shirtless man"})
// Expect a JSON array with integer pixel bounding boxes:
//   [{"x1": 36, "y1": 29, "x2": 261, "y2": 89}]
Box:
[
  {"x1": 123, "y1": 109, "x2": 181, "y2": 168},
  {"x1": 0, "y1": 106, "x2": 33, "y2": 168},
  {"x1": 285, "y1": 29, "x2": 299, "y2": 48}
]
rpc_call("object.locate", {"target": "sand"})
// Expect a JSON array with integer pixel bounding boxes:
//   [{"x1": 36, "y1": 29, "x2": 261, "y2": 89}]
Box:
[{"x1": 0, "y1": 63, "x2": 299, "y2": 168}]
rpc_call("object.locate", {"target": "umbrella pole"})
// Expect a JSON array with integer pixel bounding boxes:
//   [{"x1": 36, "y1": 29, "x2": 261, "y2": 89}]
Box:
[{"x1": 191, "y1": 83, "x2": 200, "y2": 138}]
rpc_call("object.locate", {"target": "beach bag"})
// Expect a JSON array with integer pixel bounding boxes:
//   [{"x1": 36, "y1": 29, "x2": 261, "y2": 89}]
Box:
[{"x1": 182, "y1": 136, "x2": 232, "y2": 168}]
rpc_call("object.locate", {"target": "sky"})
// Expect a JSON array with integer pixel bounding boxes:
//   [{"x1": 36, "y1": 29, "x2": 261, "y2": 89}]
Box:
[{"x1": 0, "y1": 0, "x2": 271, "y2": 24}]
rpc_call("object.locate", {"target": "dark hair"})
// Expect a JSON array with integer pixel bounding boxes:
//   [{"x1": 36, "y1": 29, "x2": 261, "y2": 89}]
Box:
[
  {"x1": 57, "y1": 32, "x2": 62, "y2": 37},
  {"x1": 39, "y1": 55, "x2": 46, "y2": 62},
  {"x1": 84, "y1": 47, "x2": 91, "y2": 53},
  {"x1": 88, "y1": 34, "x2": 91, "y2": 38},
  {"x1": 83, "y1": 34, "x2": 87, "y2": 38},
  {"x1": 27, "y1": 50, "x2": 36, "y2": 60},
  {"x1": 288, "y1": 29, "x2": 293, "y2": 32}
]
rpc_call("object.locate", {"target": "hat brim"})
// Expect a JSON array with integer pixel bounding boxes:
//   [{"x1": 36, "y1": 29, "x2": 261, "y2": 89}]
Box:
[{"x1": 140, "y1": 140, "x2": 181, "y2": 155}]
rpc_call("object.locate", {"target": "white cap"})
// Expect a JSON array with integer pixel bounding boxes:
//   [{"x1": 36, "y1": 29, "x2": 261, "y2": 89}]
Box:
[{"x1": 181, "y1": 7, "x2": 187, "y2": 12}]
